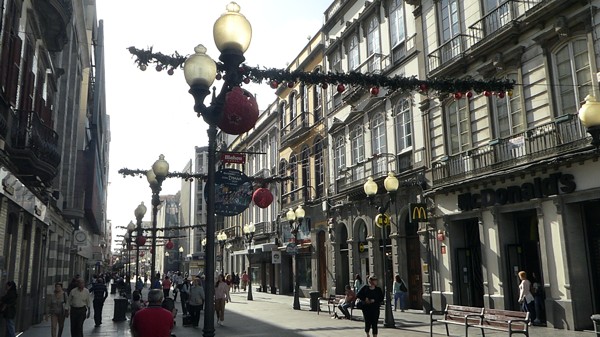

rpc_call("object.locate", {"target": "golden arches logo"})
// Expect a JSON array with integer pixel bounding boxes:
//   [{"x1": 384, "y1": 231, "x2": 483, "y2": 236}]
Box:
[{"x1": 409, "y1": 203, "x2": 427, "y2": 222}]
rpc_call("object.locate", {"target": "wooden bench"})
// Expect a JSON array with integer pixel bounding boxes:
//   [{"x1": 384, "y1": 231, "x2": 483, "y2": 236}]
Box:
[
  {"x1": 470, "y1": 308, "x2": 530, "y2": 337},
  {"x1": 318, "y1": 295, "x2": 355, "y2": 319},
  {"x1": 430, "y1": 304, "x2": 484, "y2": 336}
]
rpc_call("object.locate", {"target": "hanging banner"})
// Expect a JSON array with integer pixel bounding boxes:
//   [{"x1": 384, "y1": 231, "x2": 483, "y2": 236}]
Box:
[{"x1": 205, "y1": 168, "x2": 253, "y2": 216}]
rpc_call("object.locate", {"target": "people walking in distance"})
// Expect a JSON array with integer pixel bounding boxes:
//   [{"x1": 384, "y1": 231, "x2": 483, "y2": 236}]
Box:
[
  {"x1": 334, "y1": 285, "x2": 356, "y2": 319},
  {"x1": 357, "y1": 275, "x2": 384, "y2": 337},
  {"x1": 241, "y1": 270, "x2": 249, "y2": 291},
  {"x1": 130, "y1": 291, "x2": 145, "y2": 325},
  {"x1": 215, "y1": 274, "x2": 230, "y2": 326},
  {"x1": 151, "y1": 273, "x2": 161, "y2": 290},
  {"x1": 68, "y1": 279, "x2": 91, "y2": 337},
  {"x1": 67, "y1": 274, "x2": 81, "y2": 294},
  {"x1": 353, "y1": 274, "x2": 363, "y2": 293},
  {"x1": 518, "y1": 271, "x2": 536, "y2": 324},
  {"x1": 90, "y1": 278, "x2": 108, "y2": 327},
  {"x1": 46, "y1": 282, "x2": 68, "y2": 337},
  {"x1": 179, "y1": 277, "x2": 191, "y2": 316},
  {"x1": 531, "y1": 272, "x2": 545, "y2": 324},
  {"x1": 187, "y1": 277, "x2": 205, "y2": 328},
  {"x1": 173, "y1": 272, "x2": 183, "y2": 301},
  {"x1": 225, "y1": 274, "x2": 233, "y2": 302},
  {"x1": 162, "y1": 275, "x2": 172, "y2": 299},
  {"x1": 1, "y1": 281, "x2": 18, "y2": 337},
  {"x1": 233, "y1": 273, "x2": 240, "y2": 292},
  {"x1": 131, "y1": 289, "x2": 174, "y2": 337},
  {"x1": 393, "y1": 275, "x2": 408, "y2": 312}
]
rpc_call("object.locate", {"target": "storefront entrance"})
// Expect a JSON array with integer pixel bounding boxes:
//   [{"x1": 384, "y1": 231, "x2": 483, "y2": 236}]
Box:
[
  {"x1": 453, "y1": 219, "x2": 484, "y2": 307},
  {"x1": 406, "y1": 220, "x2": 422, "y2": 309},
  {"x1": 584, "y1": 200, "x2": 600, "y2": 314}
]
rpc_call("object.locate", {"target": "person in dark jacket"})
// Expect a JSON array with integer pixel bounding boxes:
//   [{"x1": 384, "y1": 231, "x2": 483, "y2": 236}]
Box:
[
  {"x1": 356, "y1": 275, "x2": 384, "y2": 337},
  {"x1": 1, "y1": 281, "x2": 18, "y2": 337},
  {"x1": 90, "y1": 278, "x2": 108, "y2": 327}
]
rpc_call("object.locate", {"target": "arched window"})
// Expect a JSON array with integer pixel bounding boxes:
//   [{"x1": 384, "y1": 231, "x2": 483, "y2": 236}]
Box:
[
  {"x1": 314, "y1": 139, "x2": 323, "y2": 197},
  {"x1": 289, "y1": 155, "x2": 297, "y2": 201},
  {"x1": 333, "y1": 135, "x2": 346, "y2": 176},
  {"x1": 301, "y1": 146, "x2": 310, "y2": 200},
  {"x1": 552, "y1": 38, "x2": 592, "y2": 116},
  {"x1": 348, "y1": 35, "x2": 360, "y2": 70},
  {"x1": 394, "y1": 99, "x2": 412, "y2": 152}
]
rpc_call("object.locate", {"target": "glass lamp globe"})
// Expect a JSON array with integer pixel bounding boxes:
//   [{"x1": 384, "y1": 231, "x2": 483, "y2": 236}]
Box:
[{"x1": 213, "y1": 2, "x2": 252, "y2": 56}]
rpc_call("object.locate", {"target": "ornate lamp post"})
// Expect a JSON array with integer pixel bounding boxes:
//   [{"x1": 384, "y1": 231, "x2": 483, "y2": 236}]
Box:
[
  {"x1": 179, "y1": 246, "x2": 184, "y2": 273},
  {"x1": 578, "y1": 95, "x2": 600, "y2": 152},
  {"x1": 134, "y1": 202, "x2": 147, "y2": 282},
  {"x1": 286, "y1": 205, "x2": 305, "y2": 310},
  {"x1": 125, "y1": 221, "x2": 135, "y2": 292},
  {"x1": 243, "y1": 222, "x2": 255, "y2": 301},
  {"x1": 147, "y1": 154, "x2": 169, "y2": 287},
  {"x1": 217, "y1": 232, "x2": 228, "y2": 273},
  {"x1": 182, "y1": 3, "x2": 252, "y2": 336},
  {"x1": 364, "y1": 172, "x2": 399, "y2": 328}
]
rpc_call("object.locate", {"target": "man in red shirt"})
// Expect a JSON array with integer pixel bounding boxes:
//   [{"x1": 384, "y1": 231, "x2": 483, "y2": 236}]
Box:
[{"x1": 131, "y1": 289, "x2": 174, "y2": 337}]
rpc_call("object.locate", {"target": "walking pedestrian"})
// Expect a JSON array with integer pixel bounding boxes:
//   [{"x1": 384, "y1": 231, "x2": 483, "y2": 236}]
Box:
[
  {"x1": 393, "y1": 275, "x2": 408, "y2": 312},
  {"x1": 179, "y1": 277, "x2": 191, "y2": 316},
  {"x1": 357, "y1": 275, "x2": 384, "y2": 337},
  {"x1": 215, "y1": 274, "x2": 229, "y2": 326},
  {"x1": 225, "y1": 274, "x2": 233, "y2": 302},
  {"x1": 46, "y1": 282, "x2": 68, "y2": 337},
  {"x1": 67, "y1": 279, "x2": 91, "y2": 337},
  {"x1": 187, "y1": 277, "x2": 205, "y2": 328},
  {"x1": 162, "y1": 275, "x2": 172, "y2": 299},
  {"x1": 90, "y1": 278, "x2": 108, "y2": 327},
  {"x1": 131, "y1": 289, "x2": 173, "y2": 337},
  {"x1": 1, "y1": 281, "x2": 18, "y2": 337},
  {"x1": 241, "y1": 271, "x2": 249, "y2": 291},
  {"x1": 233, "y1": 273, "x2": 240, "y2": 292},
  {"x1": 518, "y1": 271, "x2": 536, "y2": 324},
  {"x1": 354, "y1": 274, "x2": 363, "y2": 293}
]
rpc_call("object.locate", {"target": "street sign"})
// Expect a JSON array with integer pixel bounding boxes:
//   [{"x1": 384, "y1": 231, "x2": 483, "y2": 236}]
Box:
[
  {"x1": 206, "y1": 168, "x2": 253, "y2": 216},
  {"x1": 220, "y1": 152, "x2": 246, "y2": 164},
  {"x1": 272, "y1": 251, "x2": 281, "y2": 264},
  {"x1": 286, "y1": 243, "x2": 298, "y2": 255}
]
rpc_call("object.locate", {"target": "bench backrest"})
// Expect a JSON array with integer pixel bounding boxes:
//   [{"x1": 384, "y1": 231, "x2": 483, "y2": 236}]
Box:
[
  {"x1": 481, "y1": 308, "x2": 529, "y2": 330},
  {"x1": 444, "y1": 305, "x2": 484, "y2": 324}
]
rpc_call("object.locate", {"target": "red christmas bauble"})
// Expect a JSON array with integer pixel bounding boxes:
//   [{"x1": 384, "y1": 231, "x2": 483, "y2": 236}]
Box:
[
  {"x1": 217, "y1": 87, "x2": 259, "y2": 135},
  {"x1": 466, "y1": 91, "x2": 473, "y2": 99},
  {"x1": 243, "y1": 77, "x2": 251, "y2": 84},
  {"x1": 337, "y1": 84, "x2": 345, "y2": 93},
  {"x1": 287, "y1": 81, "x2": 295, "y2": 88},
  {"x1": 140, "y1": 251, "x2": 145, "y2": 257},
  {"x1": 321, "y1": 83, "x2": 328, "y2": 89},
  {"x1": 497, "y1": 91, "x2": 506, "y2": 99},
  {"x1": 370, "y1": 87, "x2": 380, "y2": 96},
  {"x1": 484, "y1": 91, "x2": 492, "y2": 97},
  {"x1": 454, "y1": 92, "x2": 463, "y2": 100},
  {"x1": 167, "y1": 68, "x2": 174, "y2": 76},
  {"x1": 252, "y1": 188, "x2": 274, "y2": 209},
  {"x1": 216, "y1": 73, "x2": 222, "y2": 80},
  {"x1": 165, "y1": 240, "x2": 174, "y2": 250},
  {"x1": 238, "y1": 66, "x2": 246, "y2": 74},
  {"x1": 149, "y1": 248, "x2": 154, "y2": 254},
  {"x1": 135, "y1": 235, "x2": 146, "y2": 246},
  {"x1": 419, "y1": 83, "x2": 428, "y2": 92},
  {"x1": 270, "y1": 80, "x2": 279, "y2": 89}
]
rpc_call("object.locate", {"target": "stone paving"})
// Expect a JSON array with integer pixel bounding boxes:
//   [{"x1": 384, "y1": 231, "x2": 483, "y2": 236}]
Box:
[{"x1": 19, "y1": 285, "x2": 597, "y2": 337}]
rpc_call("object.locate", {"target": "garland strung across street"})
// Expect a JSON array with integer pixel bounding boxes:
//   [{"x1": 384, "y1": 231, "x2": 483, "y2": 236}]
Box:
[
  {"x1": 118, "y1": 168, "x2": 290, "y2": 185},
  {"x1": 127, "y1": 46, "x2": 515, "y2": 96}
]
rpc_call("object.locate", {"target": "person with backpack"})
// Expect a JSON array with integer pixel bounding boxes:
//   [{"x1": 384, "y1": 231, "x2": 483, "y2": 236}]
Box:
[{"x1": 393, "y1": 275, "x2": 408, "y2": 312}]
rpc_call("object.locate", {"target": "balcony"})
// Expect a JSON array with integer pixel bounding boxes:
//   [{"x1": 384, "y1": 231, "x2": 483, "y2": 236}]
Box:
[
  {"x1": 391, "y1": 34, "x2": 417, "y2": 66},
  {"x1": 427, "y1": 34, "x2": 471, "y2": 74},
  {"x1": 8, "y1": 110, "x2": 60, "y2": 184},
  {"x1": 253, "y1": 221, "x2": 276, "y2": 240},
  {"x1": 432, "y1": 114, "x2": 588, "y2": 185},
  {"x1": 335, "y1": 153, "x2": 397, "y2": 194},
  {"x1": 33, "y1": 0, "x2": 72, "y2": 52},
  {"x1": 281, "y1": 113, "x2": 309, "y2": 147}
]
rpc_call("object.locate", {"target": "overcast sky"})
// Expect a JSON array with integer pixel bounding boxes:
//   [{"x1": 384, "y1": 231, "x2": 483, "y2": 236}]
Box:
[{"x1": 97, "y1": 1, "x2": 328, "y2": 247}]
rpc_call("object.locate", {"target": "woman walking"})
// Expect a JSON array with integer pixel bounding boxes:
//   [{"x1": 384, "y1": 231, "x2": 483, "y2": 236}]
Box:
[
  {"x1": 215, "y1": 274, "x2": 229, "y2": 326},
  {"x1": 188, "y1": 277, "x2": 205, "y2": 328},
  {"x1": 353, "y1": 274, "x2": 363, "y2": 293},
  {"x1": 46, "y1": 283, "x2": 68, "y2": 337},
  {"x1": 393, "y1": 275, "x2": 408, "y2": 312},
  {"x1": 518, "y1": 271, "x2": 536, "y2": 323},
  {"x1": 357, "y1": 275, "x2": 384, "y2": 337},
  {"x1": 1, "y1": 281, "x2": 18, "y2": 337}
]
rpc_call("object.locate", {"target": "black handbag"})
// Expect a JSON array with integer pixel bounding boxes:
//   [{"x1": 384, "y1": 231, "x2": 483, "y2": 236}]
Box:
[{"x1": 355, "y1": 299, "x2": 364, "y2": 310}]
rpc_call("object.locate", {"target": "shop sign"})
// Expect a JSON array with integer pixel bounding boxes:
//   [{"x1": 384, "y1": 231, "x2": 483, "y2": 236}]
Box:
[
  {"x1": 206, "y1": 168, "x2": 253, "y2": 216},
  {"x1": 457, "y1": 172, "x2": 576, "y2": 211},
  {"x1": 409, "y1": 203, "x2": 427, "y2": 223},
  {"x1": 358, "y1": 242, "x2": 367, "y2": 253},
  {"x1": 272, "y1": 251, "x2": 281, "y2": 264},
  {"x1": 286, "y1": 243, "x2": 298, "y2": 255},
  {"x1": 220, "y1": 152, "x2": 245, "y2": 164}
]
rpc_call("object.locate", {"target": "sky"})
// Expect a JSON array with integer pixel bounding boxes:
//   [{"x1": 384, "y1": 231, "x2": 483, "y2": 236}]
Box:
[{"x1": 96, "y1": 0, "x2": 329, "y2": 248}]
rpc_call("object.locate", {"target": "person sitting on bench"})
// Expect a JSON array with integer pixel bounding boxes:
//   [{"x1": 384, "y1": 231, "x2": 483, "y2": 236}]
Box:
[{"x1": 334, "y1": 285, "x2": 356, "y2": 319}]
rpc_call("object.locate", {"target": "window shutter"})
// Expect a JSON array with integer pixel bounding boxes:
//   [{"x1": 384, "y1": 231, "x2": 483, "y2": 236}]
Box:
[{"x1": 5, "y1": 34, "x2": 22, "y2": 107}]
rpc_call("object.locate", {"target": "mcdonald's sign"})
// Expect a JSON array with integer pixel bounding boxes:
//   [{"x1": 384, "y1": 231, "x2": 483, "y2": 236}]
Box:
[{"x1": 409, "y1": 203, "x2": 427, "y2": 223}]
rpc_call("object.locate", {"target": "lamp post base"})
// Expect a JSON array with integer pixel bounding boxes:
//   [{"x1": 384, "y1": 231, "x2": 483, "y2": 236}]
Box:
[{"x1": 293, "y1": 283, "x2": 301, "y2": 310}]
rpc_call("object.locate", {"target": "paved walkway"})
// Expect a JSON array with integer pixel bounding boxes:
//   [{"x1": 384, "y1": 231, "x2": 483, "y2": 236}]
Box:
[{"x1": 20, "y1": 285, "x2": 598, "y2": 337}]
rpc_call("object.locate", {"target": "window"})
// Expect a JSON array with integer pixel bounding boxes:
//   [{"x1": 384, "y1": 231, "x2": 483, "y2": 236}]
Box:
[
  {"x1": 446, "y1": 98, "x2": 473, "y2": 154},
  {"x1": 348, "y1": 35, "x2": 359, "y2": 70},
  {"x1": 302, "y1": 84, "x2": 309, "y2": 113},
  {"x1": 367, "y1": 17, "x2": 381, "y2": 72},
  {"x1": 553, "y1": 38, "x2": 592, "y2": 115},
  {"x1": 389, "y1": 0, "x2": 405, "y2": 47},
  {"x1": 333, "y1": 135, "x2": 346, "y2": 175},
  {"x1": 313, "y1": 85, "x2": 322, "y2": 121},
  {"x1": 279, "y1": 159, "x2": 288, "y2": 196},
  {"x1": 289, "y1": 155, "x2": 297, "y2": 201},
  {"x1": 371, "y1": 113, "x2": 387, "y2": 155},
  {"x1": 394, "y1": 99, "x2": 412, "y2": 151},
  {"x1": 314, "y1": 139, "x2": 324, "y2": 197},
  {"x1": 494, "y1": 73, "x2": 523, "y2": 138},
  {"x1": 279, "y1": 102, "x2": 286, "y2": 133},
  {"x1": 350, "y1": 124, "x2": 365, "y2": 162},
  {"x1": 301, "y1": 146, "x2": 310, "y2": 200},
  {"x1": 290, "y1": 92, "x2": 297, "y2": 126},
  {"x1": 440, "y1": 0, "x2": 460, "y2": 43},
  {"x1": 330, "y1": 49, "x2": 342, "y2": 73}
]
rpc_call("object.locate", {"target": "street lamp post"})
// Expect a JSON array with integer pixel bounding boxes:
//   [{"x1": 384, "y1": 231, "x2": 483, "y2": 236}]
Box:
[
  {"x1": 179, "y1": 246, "x2": 184, "y2": 273},
  {"x1": 183, "y1": 3, "x2": 252, "y2": 336},
  {"x1": 126, "y1": 220, "x2": 135, "y2": 294},
  {"x1": 578, "y1": 95, "x2": 600, "y2": 152},
  {"x1": 286, "y1": 205, "x2": 305, "y2": 310},
  {"x1": 217, "y1": 232, "x2": 228, "y2": 273},
  {"x1": 364, "y1": 173, "x2": 399, "y2": 328},
  {"x1": 147, "y1": 154, "x2": 169, "y2": 288},
  {"x1": 134, "y1": 202, "x2": 147, "y2": 283},
  {"x1": 243, "y1": 222, "x2": 255, "y2": 301}
]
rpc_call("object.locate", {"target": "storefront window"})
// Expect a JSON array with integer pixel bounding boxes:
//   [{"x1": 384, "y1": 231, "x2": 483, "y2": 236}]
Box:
[{"x1": 297, "y1": 254, "x2": 312, "y2": 288}]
